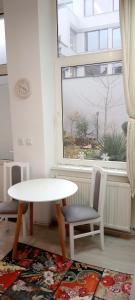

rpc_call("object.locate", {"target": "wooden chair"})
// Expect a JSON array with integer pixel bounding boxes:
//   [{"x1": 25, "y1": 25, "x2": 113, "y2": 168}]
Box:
[
  {"x1": 0, "y1": 161, "x2": 30, "y2": 237},
  {"x1": 62, "y1": 166, "x2": 107, "y2": 259}
]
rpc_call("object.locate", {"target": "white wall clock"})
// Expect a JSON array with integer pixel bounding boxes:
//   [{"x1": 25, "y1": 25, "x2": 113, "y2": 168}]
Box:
[{"x1": 15, "y1": 78, "x2": 31, "y2": 99}]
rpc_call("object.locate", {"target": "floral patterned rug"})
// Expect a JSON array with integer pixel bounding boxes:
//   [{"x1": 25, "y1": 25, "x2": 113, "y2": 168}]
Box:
[{"x1": 0, "y1": 243, "x2": 133, "y2": 300}]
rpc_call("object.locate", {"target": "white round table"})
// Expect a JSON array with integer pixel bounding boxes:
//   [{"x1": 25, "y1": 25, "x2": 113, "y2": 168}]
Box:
[{"x1": 8, "y1": 178, "x2": 78, "y2": 260}]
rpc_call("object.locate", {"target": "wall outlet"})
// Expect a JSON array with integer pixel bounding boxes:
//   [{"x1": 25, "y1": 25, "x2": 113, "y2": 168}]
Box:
[
  {"x1": 17, "y1": 138, "x2": 25, "y2": 146},
  {"x1": 26, "y1": 138, "x2": 33, "y2": 145}
]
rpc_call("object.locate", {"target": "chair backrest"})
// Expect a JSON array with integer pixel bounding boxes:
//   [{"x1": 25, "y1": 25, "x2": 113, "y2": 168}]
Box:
[
  {"x1": 3, "y1": 161, "x2": 29, "y2": 202},
  {"x1": 90, "y1": 166, "x2": 107, "y2": 216}
]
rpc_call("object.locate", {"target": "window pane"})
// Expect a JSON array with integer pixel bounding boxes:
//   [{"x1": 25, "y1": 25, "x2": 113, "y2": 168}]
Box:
[
  {"x1": 85, "y1": 64, "x2": 100, "y2": 77},
  {"x1": 70, "y1": 28, "x2": 76, "y2": 51},
  {"x1": 87, "y1": 31, "x2": 99, "y2": 51},
  {"x1": 113, "y1": 28, "x2": 121, "y2": 49},
  {"x1": 62, "y1": 67, "x2": 76, "y2": 78},
  {"x1": 57, "y1": 0, "x2": 120, "y2": 56},
  {"x1": 100, "y1": 64, "x2": 108, "y2": 75},
  {"x1": 112, "y1": 62, "x2": 122, "y2": 74},
  {"x1": 76, "y1": 66, "x2": 85, "y2": 77},
  {"x1": 62, "y1": 62, "x2": 127, "y2": 162},
  {"x1": 100, "y1": 29, "x2": 108, "y2": 49},
  {"x1": 85, "y1": 64, "x2": 108, "y2": 77},
  {"x1": 114, "y1": 0, "x2": 119, "y2": 11},
  {"x1": 94, "y1": 0, "x2": 113, "y2": 14},
  {"x1": 63, "y1": 66, "x2": 86, "y2": 78},
  {"x1": 0, "y1": 16, "x2": 7, "y2": 64},
  {"x1": 84, "y1": 0, "x2": 93, "y2": 17}
]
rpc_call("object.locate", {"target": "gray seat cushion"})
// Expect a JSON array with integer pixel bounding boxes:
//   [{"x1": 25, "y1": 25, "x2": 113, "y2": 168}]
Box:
[
  {"x1": 0, "y1": 200, "x2": 28, "y2": 214},
  {"x1": 62, "y1": 205, "x2": 99, "y2": 223}
]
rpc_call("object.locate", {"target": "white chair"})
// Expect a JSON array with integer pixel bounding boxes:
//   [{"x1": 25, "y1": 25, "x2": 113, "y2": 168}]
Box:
[
  {"x1": 62, "y1": 166, "x2": 107, "y2": 259},
  {"x1": 0, "y1": 161, "x2": 30, "y2": 237}
]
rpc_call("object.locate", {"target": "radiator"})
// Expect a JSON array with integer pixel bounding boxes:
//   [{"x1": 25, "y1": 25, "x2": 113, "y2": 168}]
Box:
[{"x1": 56, "y1": 174, "x2": 131, "y2": 232}]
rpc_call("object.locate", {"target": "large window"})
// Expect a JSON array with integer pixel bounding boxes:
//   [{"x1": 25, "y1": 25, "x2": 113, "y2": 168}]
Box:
[{"x1": 57, "y1": 0, "x2": 127, "y2": 168}]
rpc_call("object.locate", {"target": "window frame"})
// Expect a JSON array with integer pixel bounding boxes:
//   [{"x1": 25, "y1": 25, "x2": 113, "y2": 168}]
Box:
[
  {"x1": 55, "y1": 49, "x2": 126, "y2": 170},
  {"x1": 56, "y1": 0, "x2": 126, "y2": 170}
]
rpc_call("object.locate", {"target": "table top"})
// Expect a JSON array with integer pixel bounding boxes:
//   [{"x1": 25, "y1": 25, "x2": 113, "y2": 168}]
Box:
[{"x1": 8, "y1": 178, "x2": 78, "y2": 202}]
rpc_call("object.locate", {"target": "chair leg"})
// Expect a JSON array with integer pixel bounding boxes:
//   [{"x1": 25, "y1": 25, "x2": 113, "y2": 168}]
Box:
[
  {"x1": 90, "y1": 224, "x2": 94, "y2": 232},
  {"x1": 62, "y1": 199, "x2": 69, "y2": 238},
  {"x1": 61, "y1": 215, "x2": 66, "y2": 242},
  {"x1": 12, "y1": 203, "x2": 24, "y2": 260},
  {"x1": 69, "y1": 223, "x2": 74, "y2": 260},
  {"x1": 22, "y1": 215, "x2": 27, "y2": 237},
  {"x1": 55, "y1": 203, "x2": 67, "y2": 260},
  {"x1": 5, "y1": 217, "x2": 9, "y2": 232},
  {"x1": 29, "y1": 203, "x2": 33, "y2": 235},
  {"x1": 100, "y1": 221, "x2": 104, "y2": 250},
  {"x1": 65, "y1": 223, "x2": 69, "y2": 237}
]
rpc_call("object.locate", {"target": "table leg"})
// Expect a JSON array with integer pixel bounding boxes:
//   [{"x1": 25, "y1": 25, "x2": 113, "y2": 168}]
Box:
[
  {"x1": 62, "y1": 199, "x2": 66, "y2": 206},
  {"x1": 12, "y1": 202, "x2": 24, "y2": 260},
  {"x1": 54, "y1": 203, "x2": 66, "y2": 260},
  {"x1": 29, "y1": 202, "x2": 33, "y2": 235}
]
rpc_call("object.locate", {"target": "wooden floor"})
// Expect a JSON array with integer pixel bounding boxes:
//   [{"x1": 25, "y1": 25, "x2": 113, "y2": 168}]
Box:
[{"x1": 0, "y1": 221, "x2": 135, "y2": 275}]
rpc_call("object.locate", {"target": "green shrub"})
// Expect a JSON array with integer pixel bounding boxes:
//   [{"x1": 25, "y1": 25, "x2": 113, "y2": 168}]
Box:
[{"x1": 99, "y1": 132, "x2": 126, "y2": 161}]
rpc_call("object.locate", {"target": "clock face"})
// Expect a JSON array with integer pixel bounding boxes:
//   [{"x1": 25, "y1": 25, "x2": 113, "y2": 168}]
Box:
[{"x1": 15, "y1": 78, "x2": 31, "y2": 99}]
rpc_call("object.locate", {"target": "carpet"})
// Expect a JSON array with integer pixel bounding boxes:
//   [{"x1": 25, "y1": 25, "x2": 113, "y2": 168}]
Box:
[{"x1": 0, "y1": 243, "x2": 133, "y2": 300}]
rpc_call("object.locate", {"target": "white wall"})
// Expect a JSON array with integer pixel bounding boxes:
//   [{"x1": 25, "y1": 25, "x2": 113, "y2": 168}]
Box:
[
  {"x1": 33, "y1": 0, "x2": 57, "y2": 224},
  {"x1": 0, "y1": 76, "x2": 13, "y2": 159},
  {"x1": 3, "y1": 0, "x2": 46, "y2": 179},
  {"x1": 38, "y1": 0, "x2": 56, "y2": 176},
  {"x1": 0, "y1": 0, "x2": 3, "y2": 13},
  {"x1": 3, "y1": 0, "x2": 56, "y2": 224}
]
